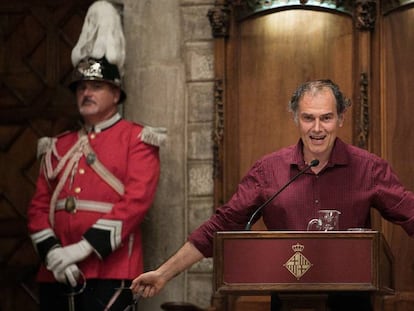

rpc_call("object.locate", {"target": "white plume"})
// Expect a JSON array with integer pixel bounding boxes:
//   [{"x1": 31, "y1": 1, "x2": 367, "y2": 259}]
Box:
[{"x1": 71, "y1": 1, "x2": 125, "y2": 76}]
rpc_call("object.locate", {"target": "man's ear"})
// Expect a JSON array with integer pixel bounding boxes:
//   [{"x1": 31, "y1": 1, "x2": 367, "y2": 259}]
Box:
[
  {"x1": 112, "y1": 87, "x2": 121, "y2": 104},
  {"x1": 292, "y1": 112, "x2": 299, "y2": 126},
  {"x1": 338, "y1": 112, "x2": 345, "y2": 127}
]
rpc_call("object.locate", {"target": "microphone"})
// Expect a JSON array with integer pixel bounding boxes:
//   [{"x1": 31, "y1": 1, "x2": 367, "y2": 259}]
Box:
[{"x1": 244, "y1": 159, "x2": 319, "y2": 230}]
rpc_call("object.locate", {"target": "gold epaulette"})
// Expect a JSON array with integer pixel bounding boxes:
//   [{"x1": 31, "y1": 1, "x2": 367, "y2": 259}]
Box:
[
  {"x1": 37, "y1": 137, "x2": 54, "y2": 159},
  {"x1": 139, "y1": 126, "x2": 167, "y2": 147},
  {"x1": 36, "y1": 131, "x2": 70, "y2": 159}
]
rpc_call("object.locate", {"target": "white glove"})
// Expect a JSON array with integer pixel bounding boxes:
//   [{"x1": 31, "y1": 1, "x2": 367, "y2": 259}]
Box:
[
  {"x1": 53, "y1": 264, "x2": 80, "y2": 287},
  {"x1": 46, "y1": 240, "x2": 93, "y2": 273}
]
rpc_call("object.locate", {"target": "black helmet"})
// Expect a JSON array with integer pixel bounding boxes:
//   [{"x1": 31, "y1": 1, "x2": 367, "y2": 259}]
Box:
[{"x1": 69, "y1": 57, "x2": 126, "y2": 102}]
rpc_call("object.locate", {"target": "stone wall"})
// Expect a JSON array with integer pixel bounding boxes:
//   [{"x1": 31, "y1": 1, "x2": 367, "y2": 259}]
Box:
[{"x1": 113, "y1": 0, "x2": 215, "y2": 310}]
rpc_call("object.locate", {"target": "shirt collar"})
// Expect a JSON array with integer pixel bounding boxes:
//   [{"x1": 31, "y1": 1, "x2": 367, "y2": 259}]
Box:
[
  {"x1": 291, "y1": 137, "x2": 349, "y2": 168},
  {"x1": 84, "y1": 113, "x2": 122, "y2": 133},
  {"x1": 328, "y1": 138, "x2": 349, "y2": 165}
]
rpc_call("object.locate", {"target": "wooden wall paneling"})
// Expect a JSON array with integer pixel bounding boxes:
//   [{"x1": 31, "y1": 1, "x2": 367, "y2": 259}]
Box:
[
  {"x1": 209, "y1": 0, "x2": 235, "y2": 209},
  {"x1": 223, "y1": 4, "x2": 242, "y2": 206},
  {"x1": 353, "y1": 0, "x2": 376, "y2": 151},
  {"x1": 380, "y1": 3, "x2": 414, "y2": 310},
  {"x1": 236, "y1": 9, "x2": 354, "y2": 180},
  {"x1": 353, "y1": 0, "x2": 388, "y2": 250},
  {"x1": 369, "y1": 1, "x2": 385, "y2": 235}
]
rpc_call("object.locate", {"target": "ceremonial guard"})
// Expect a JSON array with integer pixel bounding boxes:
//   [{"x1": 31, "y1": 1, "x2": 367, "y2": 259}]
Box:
[{"x1": 27, "y1": 1, "x2": 165, "y2": 310}]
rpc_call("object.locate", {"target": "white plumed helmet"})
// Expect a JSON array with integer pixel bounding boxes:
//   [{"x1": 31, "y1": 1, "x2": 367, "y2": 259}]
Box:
[{"x1": 69, "y1": 1, "x2": 126, "y2": 102}]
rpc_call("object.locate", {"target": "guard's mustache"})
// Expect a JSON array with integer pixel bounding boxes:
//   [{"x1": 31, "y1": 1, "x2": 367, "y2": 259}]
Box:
[{"x1": 82, "y1": 97, "x2": 96, "y2": 105}]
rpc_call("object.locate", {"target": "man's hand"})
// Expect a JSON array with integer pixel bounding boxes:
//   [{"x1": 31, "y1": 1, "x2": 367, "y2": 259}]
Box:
[
  {"x1": 46, "y1": 240, "x2": 93, "y2": 273},
  {"x1": 130, "y1": 242, "x2": 204, "y2": 298},
  {"x1": 130, "y1": 270, "x2": 167, "y2": 298},
  {"x1": 53, "y1": 264, "x2": 80, "y2": 287}
]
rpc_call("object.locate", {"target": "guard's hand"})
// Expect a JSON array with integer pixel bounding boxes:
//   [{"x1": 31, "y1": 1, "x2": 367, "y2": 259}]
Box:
[
  {"x1": 53, "y1": 264, "x2": 80, "y2": 287},
  {"x1": 46, "y1": 240, "x2": 93, "y2": 273},
  {"x1": 130, "y1": 270, "x2": 167, "y2": 298}
]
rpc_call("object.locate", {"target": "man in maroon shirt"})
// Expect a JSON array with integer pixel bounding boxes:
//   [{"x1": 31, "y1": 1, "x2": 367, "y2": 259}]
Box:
[{"x1": 131, "y1": 79, "x2": 414, "y2": 310}]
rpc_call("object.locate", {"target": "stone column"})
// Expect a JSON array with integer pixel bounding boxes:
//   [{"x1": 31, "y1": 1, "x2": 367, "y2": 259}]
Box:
[{"x1": 119, "y1": 0, "x2": 215, "y2": 310}]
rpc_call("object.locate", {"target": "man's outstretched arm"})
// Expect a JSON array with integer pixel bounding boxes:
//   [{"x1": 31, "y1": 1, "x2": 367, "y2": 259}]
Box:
[{"x1": 130, "y1": 241, "x2": 204, "y2": 297}]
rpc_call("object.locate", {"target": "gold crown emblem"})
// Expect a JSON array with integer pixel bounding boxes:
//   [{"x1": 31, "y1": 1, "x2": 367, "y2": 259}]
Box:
[{"x1": 292, "y1": 243, "x2": 304, "y2": 252}]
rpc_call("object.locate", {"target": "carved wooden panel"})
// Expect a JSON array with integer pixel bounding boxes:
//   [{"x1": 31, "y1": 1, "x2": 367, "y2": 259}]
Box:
[
  {"x1": 211, "y1": 1, "x2": 361, "y2": 207},
  {"x1": 235, "y1": 9, "x2": 354, "y2": 180},
  {"x1": 0, "y1": 1, "x2": 94, "y2": 310}
]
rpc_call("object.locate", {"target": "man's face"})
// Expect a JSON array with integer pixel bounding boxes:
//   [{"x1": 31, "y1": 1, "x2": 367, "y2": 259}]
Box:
[
  {"x1": 76, "y1": 80, "x2": 120, "y2": 125},
  {"x1": 296, "y1": 88, "x2": 344, "y2": 162}
]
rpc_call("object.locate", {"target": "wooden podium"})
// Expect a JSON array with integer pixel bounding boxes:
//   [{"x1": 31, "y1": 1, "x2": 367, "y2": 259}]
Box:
[{"x1": 212, "y1": 231, "x2": 394, "y2": 311}]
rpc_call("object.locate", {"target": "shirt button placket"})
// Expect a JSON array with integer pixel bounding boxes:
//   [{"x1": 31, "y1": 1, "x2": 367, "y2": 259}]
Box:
[{"x1": 314, "y1": 174, "x2": 320, "y2": 209}]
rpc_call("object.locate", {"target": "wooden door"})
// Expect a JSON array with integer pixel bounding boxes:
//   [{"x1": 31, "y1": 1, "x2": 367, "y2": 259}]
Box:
[{"x1": 0, "y1": 1, "x2": 93, "y2": 310}]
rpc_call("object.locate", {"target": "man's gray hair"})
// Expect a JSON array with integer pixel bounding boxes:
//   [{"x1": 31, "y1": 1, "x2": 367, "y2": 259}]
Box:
[{"x1": 288, "y1": 79, "x2": 351, "y2": 120}]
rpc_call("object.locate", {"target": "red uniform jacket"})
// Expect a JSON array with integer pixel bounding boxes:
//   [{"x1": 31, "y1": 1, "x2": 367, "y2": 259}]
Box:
[{"x1": 27, "y1": 116, "x2": 160, "y2": 282}]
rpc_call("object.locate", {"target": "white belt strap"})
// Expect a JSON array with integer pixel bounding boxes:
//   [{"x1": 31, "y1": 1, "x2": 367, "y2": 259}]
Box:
[{"x1": 56, "y1": 199, "x2": 113, "y2": 213}]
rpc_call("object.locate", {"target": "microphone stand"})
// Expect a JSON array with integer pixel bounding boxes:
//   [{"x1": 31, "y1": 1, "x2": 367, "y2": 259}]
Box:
[{"x1": 244, "y1": 159, "x2": 319, "y2": 230}]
